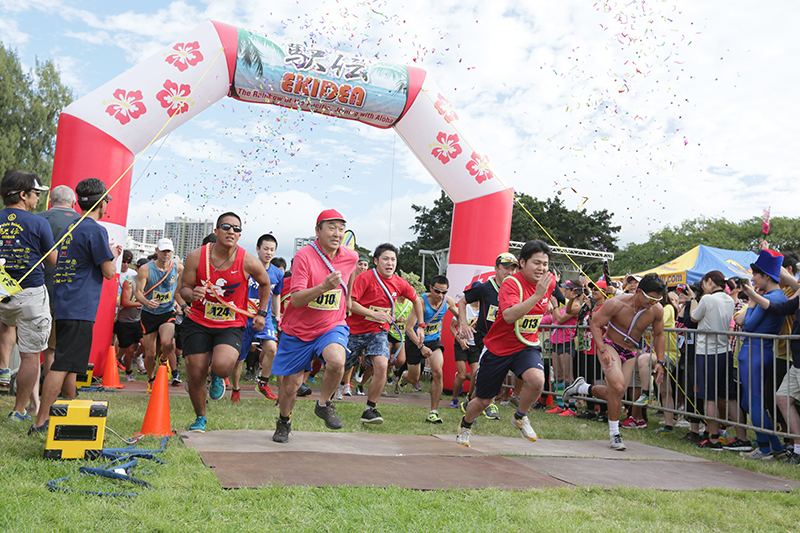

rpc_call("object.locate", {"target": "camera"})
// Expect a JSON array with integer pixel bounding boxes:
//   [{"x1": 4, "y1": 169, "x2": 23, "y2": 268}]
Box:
[{"x1": 688, "y1": 281, "x2": 703, "y2": 295}]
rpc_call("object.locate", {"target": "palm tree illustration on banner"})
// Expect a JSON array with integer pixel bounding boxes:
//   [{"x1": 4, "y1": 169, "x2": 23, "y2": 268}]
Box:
[
  {"x1": 231, "y1": 28, "x2": 285, "y2": 98},
  {"x1": 369, "y1": 63, "x2": 409, "y2": 94}
]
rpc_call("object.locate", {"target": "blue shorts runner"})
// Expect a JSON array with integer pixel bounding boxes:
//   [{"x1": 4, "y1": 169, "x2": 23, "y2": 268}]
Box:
[
  {"x1": 237, "y1": 319, "x2": 278, "y2": 361},
  {"x1": 345, "y1": 330, "x2": 390, "y2": 370},
  {"x1": 474, "y1": 346, "x2": 544, "y2": 400},
  {"x1": 271, "y1": 324, "x2": 350, "y2": 376}
]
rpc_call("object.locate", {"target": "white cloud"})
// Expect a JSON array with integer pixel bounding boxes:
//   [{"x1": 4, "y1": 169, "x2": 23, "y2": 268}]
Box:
[{"x1": 0, "y1": 17, "x2": 29, "y2": 46}]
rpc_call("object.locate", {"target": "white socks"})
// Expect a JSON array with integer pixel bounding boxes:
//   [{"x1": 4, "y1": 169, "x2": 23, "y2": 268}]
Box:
[{"x1": 609, "y1": 420, "x2": 619, "y2": 436}]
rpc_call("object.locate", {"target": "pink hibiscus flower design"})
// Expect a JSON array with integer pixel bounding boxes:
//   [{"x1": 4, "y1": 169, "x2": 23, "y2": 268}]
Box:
[
  {"x1": 434, "y1": 93, "x2": 459, "y2": 124},
  {"x1": 156, "y1": 80, "x2": 194, "y2": 117},
  {"x1": 466, "y1": 152, "x2": 494, "y2": 184},
  {"x1": 429, "y1": 132, "x2": 462, "y2": 164},
  {"x1": 164, "y1": 41, "x2": 204, "y2": 72},
  {"x1": 104, "y1": 89, "x2": 147, "y2": 125}
]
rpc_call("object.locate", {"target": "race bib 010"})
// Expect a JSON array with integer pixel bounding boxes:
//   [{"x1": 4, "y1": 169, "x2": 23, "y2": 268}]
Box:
[
  {"x1": 308, "y1": 289, "x2": 342, "y2": 311},
  {"x1": 486, "y1": 305, "x2": 498, "y2": 322},
  {"x1": 204, "y1": 302, "x2": 236, "y2": 321}
]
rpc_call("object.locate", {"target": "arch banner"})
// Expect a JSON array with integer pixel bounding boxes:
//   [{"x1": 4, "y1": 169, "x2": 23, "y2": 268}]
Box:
[{"x1": 51, "y1": 20, "x2": 513, "y2": 384}]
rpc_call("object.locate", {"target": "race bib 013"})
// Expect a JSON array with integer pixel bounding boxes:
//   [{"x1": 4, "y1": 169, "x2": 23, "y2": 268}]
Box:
[
  {"x1": 517, "y1": 314, "x2": 543, "y2": 335},
  {"x1": 204, "y1": 302, "x2": 236, "y2": 321},
  {"x1": 308, "y1": 289, "x2": 342, "y2": 311}
]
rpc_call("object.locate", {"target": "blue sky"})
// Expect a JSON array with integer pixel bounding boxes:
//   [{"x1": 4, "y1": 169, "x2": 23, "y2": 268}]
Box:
[{"x1": 2, "y1": 0, "x2": 798, "y2": 261}]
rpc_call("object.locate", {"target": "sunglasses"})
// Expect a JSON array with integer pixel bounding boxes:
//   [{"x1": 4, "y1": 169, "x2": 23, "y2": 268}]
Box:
[
  {"x1": 641, "y1": 291, "x2": 663, "y2": 303},
  {"x1": 218, "y1": 223, "x2": 242, "y2": 233},
  {"x1": 431, "y1": 288, "x2": 448, "y2": 295},
  {"x1": 122, "y1": 260, "x2": 132, "y2": 264}
]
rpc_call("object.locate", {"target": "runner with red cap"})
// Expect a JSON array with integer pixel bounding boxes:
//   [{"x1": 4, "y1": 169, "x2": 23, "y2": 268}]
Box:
[{"x1": 270, "y1": 209, "x2": 359, "y2": 442}]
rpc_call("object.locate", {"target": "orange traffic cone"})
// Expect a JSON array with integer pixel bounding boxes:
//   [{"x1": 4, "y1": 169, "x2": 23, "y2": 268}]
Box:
[
  {"x1": 102, "y1": 346, "x2": 124, "y2": 389},
  {"x1": 138, "y1": 363, "x2": 173, "y2": 437},
  {"x1": 545, "y1": 392, "x2": 555, "y2": 408}
]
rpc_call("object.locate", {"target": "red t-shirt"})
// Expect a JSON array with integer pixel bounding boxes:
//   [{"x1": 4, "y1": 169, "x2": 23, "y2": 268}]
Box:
[
  {"x1": 188, "y1": 245, "x2": 249, "y2": 328},
  {"x1": 346, "y1": 270, "x2": 418, "y2": 335},
  {"x1": 281, "y1": 240, "x2": 359, "y2": 341},
  {"x1": 483, "y1": 271, "x2": 556, "y2": 356}
]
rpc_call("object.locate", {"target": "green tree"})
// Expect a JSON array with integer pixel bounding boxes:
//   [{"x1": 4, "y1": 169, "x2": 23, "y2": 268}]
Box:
[
  {"x1": 0, "y1": 42, "x2": 74, "y2": 210},
  {"x1": 398, "y1": 191, "x2": 621, "y2": 280},
  {"x1": 611, "y1": 216, "x2": 800, "y2": 276}
]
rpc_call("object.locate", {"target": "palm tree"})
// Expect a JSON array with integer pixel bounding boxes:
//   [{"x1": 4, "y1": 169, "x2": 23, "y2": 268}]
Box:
[
  {"x1": 369, "y1": 63, "x2": 409, "y2": 94},
  {"x1": 231, "y1": 28, "x2": 285, "y2": 97}
]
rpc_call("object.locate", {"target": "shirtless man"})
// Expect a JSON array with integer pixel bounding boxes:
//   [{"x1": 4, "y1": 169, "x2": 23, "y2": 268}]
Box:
[{"x1": 563, "y1": 272, "x2": 667, "y2": 450}]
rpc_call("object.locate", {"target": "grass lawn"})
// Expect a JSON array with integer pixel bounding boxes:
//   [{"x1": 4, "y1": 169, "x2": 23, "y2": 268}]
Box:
[{"x1": 1, "y1": 371, "x2": 799, "y2": 533}]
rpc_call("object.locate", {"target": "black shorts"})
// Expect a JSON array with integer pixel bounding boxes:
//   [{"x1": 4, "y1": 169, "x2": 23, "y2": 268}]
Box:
[
  {"x1": 551, "y1": 341, "x2": 574, "y2": 355},
  {"x1": 454, "y1": 342, "x2": 480, "y2": 364},
  {"x1": 405, "y1": 336, "x2": 445, "y2": 366},
  {"x1": 50, "y1": 320, "x2": 94, "y2": 374},
  {"x1": 181, "y1": 317, "x2": 244, "y2": 356},
  {"x1": 140, "y1": 311, "x2": 175, "y2": 336},
  {"x1": 474, "y1": 346, "x2": 544, "y2": 400},
  {"x1": 114, "y1": 320, "x2": 142, "y2": 349}
]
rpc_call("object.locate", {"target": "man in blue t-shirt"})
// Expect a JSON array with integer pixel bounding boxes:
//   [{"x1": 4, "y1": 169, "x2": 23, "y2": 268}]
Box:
[
  {"x1": 0, "y1": 170, "x2": 56, "y2": 421},
  {"x1": 231, "y1": 234, "x2": 283, "y2": 403},
  {"x1": 30, "y1": 178, "x2": 121, "y2": 435}
]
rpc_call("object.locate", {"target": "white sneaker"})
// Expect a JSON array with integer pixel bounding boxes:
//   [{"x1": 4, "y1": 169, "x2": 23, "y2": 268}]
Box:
[
  {"x1": 135, "y1": 355, "x2": 146, "y2": 374},
  {"x1": 610, "y1": 433, "x2": 626, "y2": 451},
  {"x1": 674, "y1": 419, "x2": 691, "y2": 428},
  {"x1": 511, "y1": 415, "x2": 537, "y2": 441},
  {"x1": 343, "y1": 383, "x2": 352, "y2": 397},
  {"x1": 456, "y1": 425, "x2": 472, "y2": 447},
  {"x1": 335, "y1": 385, "x2": 344, "y2": 401}
]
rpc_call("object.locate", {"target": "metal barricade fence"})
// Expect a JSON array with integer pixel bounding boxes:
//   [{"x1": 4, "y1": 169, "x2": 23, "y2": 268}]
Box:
[{"x1": 538, "y1": 324, "x2": 800, "y2": 441}]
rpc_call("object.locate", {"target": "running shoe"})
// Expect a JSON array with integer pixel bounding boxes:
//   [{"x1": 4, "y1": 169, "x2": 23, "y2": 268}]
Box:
[
  {"x1": 483, "y1": 403, "x2": 500, "y2": 420},
  {"x1": 257, "y1": 381, "x2": 278, "y2": 400},
  {"x1": 412, "y1": 382, "x2": 422, "y2": 392},
  {"x1": 531, "y1": 400, "x2": 547, "y2": 410},
  {"x1": 125, "y1": 372, "x2": 136, "y2": 382},
  {"x1": 674, "y1": 419, "x2": 691, "y2": 428},
  {"x1": 679, "y1": 431, "x2": 703, "y2": 445},
  {"x1": 558, "y1": 408, "x2": 577, "y2": 417},
  {"x1": 146, "y1": 379, "x2": 155, "y2": 394},
  {"x1": 740, "y1": 448, "x2": 774, "y2": 461},
  {"x1": 28, "y1": 420, "x2": 49, "y2": 436},
  {"x1": 356, "y1": 385, "x2": 365, "y2": 396},
  {"x1": 297, "y1": 383, "x2": 312, "y2": 397},
  {"x1": 314, "y1": 400, "x2": 343, "y2": 429},
  {"x1": 8, "y1": 411, "x2": 32, "y2": 422},
  {"x1": 595, "y1": 413, "x2": 609, "y2": 423},
  {"x1": 354, "y1": 366, "x2": 364, "y2": 384},
  {"x1": 456, "y1": 425, "x2": 472, "y2": 447},
  {"x1": 343, "y1": 383, "x2": 352, "y2": 397},
  {"x1": 610, "y1": 433, "x2": 626, "y2": 451},
  {"x1": 509, "y1": 395, "x2": 520, "y2": 407},
  {"x1": 459, "y1": 399, "x2": 469, "y2": 414},
  {"x1": 426, "y1": 410, "x2": 443, "y2": 424},
  {"x1": 135, "y1": 356, "x2": 146, "y2": 374},
  {"x1": 0, "y1": 367, "x2": 10, "y2": 387},
  {"x1": 171, "y1": 372, "x2": 182, "y2": 386},
  {"x1": 209, "y1": 373, "x2": 225, "y2": 400},
  {"x1": 633, "y1": 392, "x2": 651, "y2": 406},
  {"x1": 652, "y1": 426, "x2": 676, "y2": 435},
  {"x1": 511, "y1": 414, "x2": 537, "y2": 441},
  {"x1": 450, "y1": 399, "x2": 460, "y2": 409},
  {"x1": 697, "y1": 439, "x2": 723, "y2": 450},
  {"x1": 575, "y1": 410, "x2": 597, "y2": 420},
  {"x1": 189, "y1": 415, "x2": 207, "y2": 433},
  {"x1": 785, "y1": 450, "x2": 800, "y2": 465},
  {"x1": 231, "y1": 389, "x2": 240, "y2": 404},
  {"x1": 562, "y1": 376, "x2": 586, "y2": 405},
  {"x1": 546, "y1": 406, "x2": 566, "y2": 415},
  {"x1": 244, "y1": 370, "x2": 254, "y2": 382},
  {"x1": 273, "y1": 418, "x2": 291, "y2": 443},
  {"x1": 307, "y1": 375, "x2": 316, "y2": 384},
  {"x1": 723, "y1": 438, "x2": 754, "y2": 452},
  {"x1": 334, "y1": 384, "x2": 344, "y2": 401},
  {"x1": 394, "y1": 379, "x2": 407, "y2": 395},
  {"x1": 620, "y1": 416, "x2": 646, "y2": 429},
  {"x1": 360, "y1": 407, "x2": 384, "y2": 424}
]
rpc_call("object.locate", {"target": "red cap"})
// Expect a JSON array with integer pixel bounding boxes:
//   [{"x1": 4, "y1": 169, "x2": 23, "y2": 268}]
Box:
[
  {"x1": 595, "y1": 279, "x2": 607, "y2": 290},
  {"x1": 316, "y1": 209, "x2": 346, "y2": 226}
]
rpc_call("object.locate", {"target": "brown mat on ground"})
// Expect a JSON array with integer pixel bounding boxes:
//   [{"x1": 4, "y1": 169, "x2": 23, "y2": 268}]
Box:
[
  {"x1": 183, "y1": 430, "x2": 486, "y2": 456},
  {"x1": 433, "y1": 435, "x2": 705, "y2": 462},
  {"x1": 201, "y1": 451, "x2": 567, "y2": 489},
  {"x1": 510, "y1": 456, "x2": 800, "y2": 492}
]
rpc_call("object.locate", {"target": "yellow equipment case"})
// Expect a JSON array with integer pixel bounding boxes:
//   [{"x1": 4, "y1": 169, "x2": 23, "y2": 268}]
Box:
[{"x1": 44, "y1": 399, "x2": 108, "y2": 460}]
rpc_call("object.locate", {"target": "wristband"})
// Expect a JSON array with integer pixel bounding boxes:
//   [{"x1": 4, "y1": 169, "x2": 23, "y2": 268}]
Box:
[
  {"x1": 257, "y1": 310, "x2": 268, "y2": 318},
  {"x1": 418, "y1": 322, "x2": 426, "y2": 329},
  {"x1": 656, "y1": 360, "x2": 667, "y2": 368}
]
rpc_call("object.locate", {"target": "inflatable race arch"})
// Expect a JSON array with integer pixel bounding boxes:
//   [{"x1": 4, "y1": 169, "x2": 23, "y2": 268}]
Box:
[{"x1": 51, "y1": 21, "x2": 513, "y2": 376}]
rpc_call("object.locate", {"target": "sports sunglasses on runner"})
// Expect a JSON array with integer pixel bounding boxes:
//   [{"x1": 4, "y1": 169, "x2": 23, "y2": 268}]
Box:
[{"x1": 218, "y1": 223, "x2": 242, "y2": 233}]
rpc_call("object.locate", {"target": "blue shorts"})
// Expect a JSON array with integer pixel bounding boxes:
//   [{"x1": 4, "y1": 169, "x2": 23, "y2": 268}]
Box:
[
  {"x1": 345, "y1": 330, "x2": 390, "y2": 370},
  {"x1": 696, "y1": 352, "x2": 737, "y2": 400},
  {"x1": 271, "y1": 325, "x2": 350, "y2": 376},
  {"x1": 474, "y1": 346, "x2": 544, "y2": 400},
  {"x1": 237, "y1": 319, "x2": 278, "y2": 361}
]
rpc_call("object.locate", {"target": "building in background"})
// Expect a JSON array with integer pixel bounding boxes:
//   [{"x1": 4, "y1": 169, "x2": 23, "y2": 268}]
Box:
[
  {"x1": 127, "y1": 228, "x2": 144, "y2": 242},
  {"x1": 294, "y1": 237, "x2": 315, "y2": 256},
  {"x1": 164, "y1": 216, "x2": 214, "y2": 258},
  {"x1": 144, "y1": 228, "x2": 164, "y2": 245}
]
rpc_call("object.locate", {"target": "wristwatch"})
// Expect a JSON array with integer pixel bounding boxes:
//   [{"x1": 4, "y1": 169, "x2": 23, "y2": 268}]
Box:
[
  {"x1": 257, "y1": 310, "x2": 268, "y2": 317},
  {"x1": 656, "y1": 360, "x2": 667, "y2": 368}
]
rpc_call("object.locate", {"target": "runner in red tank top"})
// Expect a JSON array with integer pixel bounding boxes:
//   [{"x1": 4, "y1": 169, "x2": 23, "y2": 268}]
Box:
[{"x1": 178, "y1": 212, "x2": 273, "y2": 433}]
